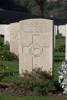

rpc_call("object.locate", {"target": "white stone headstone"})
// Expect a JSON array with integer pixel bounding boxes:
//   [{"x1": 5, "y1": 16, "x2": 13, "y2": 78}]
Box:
[
  {"x1": 19, "y1": 19, "x2": 54, "y2": 75},
  {"x1": 65, "y1": 24, "x2": 67, "y2": 60},
  {"x1": 54, "y1": 25, "x2": 57, "y2": 48},
  {"x1": 10, "y1": 23, "x2": 20, "y2": 56},
  {"x1": 59, "y1": 25, "x2": 66, "y2": 37}
]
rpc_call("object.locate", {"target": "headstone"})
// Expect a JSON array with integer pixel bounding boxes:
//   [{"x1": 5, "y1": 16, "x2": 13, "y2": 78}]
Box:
[
  {"x1": 4, "y1": 25, "x2": 10, "y2": 45},
  {"x1": 66, "y1": 24, "x2": 67, "y2": 60},
  {"x1": 59, "y1": 25, "x2": 66, "y2": 37},
  {"x1": 19, "y1": 19, "x2": 54, "y2": 75},
  {"x1": 10, "y1": 22, "x2": 20, "y2": 56},
  {"x1": 54, "y1": 25, "x2": 57, "y2": 48},
  {"x1": 54, "y1": 25, "x2": 57, "y2": 36}
]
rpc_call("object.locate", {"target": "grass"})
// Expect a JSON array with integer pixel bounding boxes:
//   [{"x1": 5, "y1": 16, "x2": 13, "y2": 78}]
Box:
[
  {"x1": 54, "y1": 36, "x2": 65, "y2": 81},
  {"x1": 54, "y1": 63, "x2": 60, "y2": 81},
  {"x1": 0, "y1": 60, "x2": 19, "y2": 83},
  {"x1": 0, "y1": 60, "x2": 19, "y2": 72},
  {"x1": 56, "y1": 38, "x2": 65, "y2": 49},
  {"x1": 0, "y1": 93, "x2": 67, "y2": 100},
  {"x1": 0, "y1": 37, "x2": 19, "y2": 82}
]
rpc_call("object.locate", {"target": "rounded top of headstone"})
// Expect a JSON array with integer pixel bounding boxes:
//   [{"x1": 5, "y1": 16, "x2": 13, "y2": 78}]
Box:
[{"x1": 20, "y1": 18, "x2": 53, "y2": 24}]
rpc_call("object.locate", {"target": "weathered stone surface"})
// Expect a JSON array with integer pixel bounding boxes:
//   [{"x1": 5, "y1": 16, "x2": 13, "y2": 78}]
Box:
[
  {"x1": 19, "y1": 19, "x2": 54, "y2": 75},
  {"x1": 10, "y1": 22, "x2": 20, "y2": 56},
  {"x1": 65, "y1": 24, "x2": 67, "y2": 60},
  {"x1": 54, "y1": 25, "x2": 57, "y2": 48}
]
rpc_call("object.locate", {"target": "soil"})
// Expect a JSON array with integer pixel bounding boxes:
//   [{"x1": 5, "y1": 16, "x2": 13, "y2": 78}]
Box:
[
  {"x1": 0, "y1": 82, "x2": 66, "y2": 98},
  {"x1": 0, "y1": 86, "x2": 65, "y2": 97}
]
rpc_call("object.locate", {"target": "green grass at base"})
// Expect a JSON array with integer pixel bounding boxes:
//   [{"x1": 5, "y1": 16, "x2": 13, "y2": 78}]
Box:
[
  {"x1": 56, "y1": 38, "x2": 65, "y2": 49},
  {"x1": 0, "y1": 60, "x2": 19, "y2": 72},
  {"x1": 0, "y1": 60, "x2": 19, "y2": 83},
  {"x1": 54, "y1": 63, "x2": 61, "y2": 81},
  {"x1": 0, "y1": 93, "x2": 66, "y2": 100}
]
